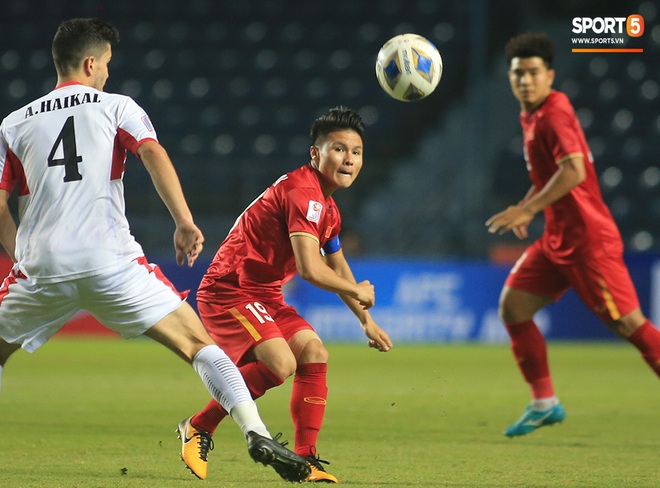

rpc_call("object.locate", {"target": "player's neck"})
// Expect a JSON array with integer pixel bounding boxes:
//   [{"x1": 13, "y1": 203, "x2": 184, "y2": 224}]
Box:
[
  {"x1": 309, "y1": 163, "x2": 336, "y2": 199},
  {"x1": 521, "y1": 98, "x2": 545, "y2": 114},
  {"x1": 56, "y1": 73, "x2": 94, "y2": 89},
  {"x1": 521, "y1": 91, "x2": 552, "y2": 114},
  {"x1": 315, "y1": 173, "x2": 336, "y2": 199},
  {"x1": 318, "y1": 180, "x2": 335, "y2": 199}
]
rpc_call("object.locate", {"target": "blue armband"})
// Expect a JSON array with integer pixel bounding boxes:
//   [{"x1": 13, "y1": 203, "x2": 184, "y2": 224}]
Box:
[{"x1": 321, "y1": 235, "x2": 341, "y2": 256}]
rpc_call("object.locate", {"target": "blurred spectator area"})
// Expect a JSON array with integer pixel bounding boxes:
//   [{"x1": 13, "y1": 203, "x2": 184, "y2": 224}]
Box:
[
  {"x1": 1, "y1": 0, "x2": 475, "y2": 253},
  {"x1": 1, "y1": 0, "x2": 658, "y2": 258}
]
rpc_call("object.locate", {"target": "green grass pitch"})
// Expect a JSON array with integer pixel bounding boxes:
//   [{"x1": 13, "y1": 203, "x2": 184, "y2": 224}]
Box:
[{"x1": 1, "y1": 338, "x2": 659, "y2": 487}]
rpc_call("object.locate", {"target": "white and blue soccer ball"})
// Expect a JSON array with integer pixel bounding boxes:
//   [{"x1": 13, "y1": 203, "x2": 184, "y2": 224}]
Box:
[{"x1": 375, "y1": 33, "x2": 443, "y2": 102}]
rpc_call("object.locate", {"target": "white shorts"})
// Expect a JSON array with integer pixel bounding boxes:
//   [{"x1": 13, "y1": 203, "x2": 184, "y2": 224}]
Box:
[{"x1": 0, "y1": 256, "x2": 185, "y2": 353}]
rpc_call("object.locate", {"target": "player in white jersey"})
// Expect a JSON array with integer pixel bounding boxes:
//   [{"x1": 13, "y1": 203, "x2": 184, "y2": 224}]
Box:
[
  {"x1": 0, "y1": 18, "x2": 309, "y2": 482},
  {"x1": 5, "y1": 83, "x2": 151, "y2": 281}
]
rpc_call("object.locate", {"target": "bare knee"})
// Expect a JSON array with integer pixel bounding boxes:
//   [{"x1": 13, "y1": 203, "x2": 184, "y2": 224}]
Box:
[
  {"x1": 606, "y1": 308, "x2": 647, "y2": 338},
  {"x1": 254, "y1": 339, "x2": 328, "y2": 378},
  {"x1": 498, "y1": 290, "x2": 528, "y2": 324},
  {"x1": 288, "y1": 330, "x2": 328, "y2": 366},
  {"x1": 498, "y1": 295, "x2": 518, "y2": 324},
  {"x1": 254, "y1": 339, "x2": 298, "y2": 378},
  {"x1": 499, "y1": 286, "x2": 552, "y2": 324},
  {"x1": 263, "y1": 351, "x2": 297, "y2": 379},
  {"x1": 297, "y1": 338, "x2": 328, "y2": 364}
]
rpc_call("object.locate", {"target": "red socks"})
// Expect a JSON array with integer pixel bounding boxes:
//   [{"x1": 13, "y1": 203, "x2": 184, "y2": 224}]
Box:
[
  {"x1": 290, "y1": 362, "x2": 328, "y2": 457},
  {"x1": 627, "y1": 320, "x2": 660, "y2": 377},
  {"x1": 191, "y1": 361, "x2": 284, "y2": 435},
  {"x1": 191, "y1": 399, "x2": 227, "y2": 435},
  {"x1": 505, "y1": 320, "x2": 555, "y2": 399},
  {"x1": 191, "y1": 359, "x2": 331, "y2": 456},
  {"x1": 504, "y1": 318, "x2": 660, "y2": 401}
]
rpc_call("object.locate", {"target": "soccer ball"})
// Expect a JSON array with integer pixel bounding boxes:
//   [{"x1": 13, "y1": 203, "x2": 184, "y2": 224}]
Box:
[{"x1": 375, "y1": 33, "x2": 443, "y2": 102}]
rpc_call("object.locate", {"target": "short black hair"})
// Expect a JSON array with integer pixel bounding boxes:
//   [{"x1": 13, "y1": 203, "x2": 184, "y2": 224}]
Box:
[
  {"x1": 52, "y1": 18, "x2": 120, "y2": 76},
  {"x1": 310, "y1": 106, "x2": 365, "y2": 145},
  {"x1": 504, "y1": 33, "x2": 555, "y2": 69}
]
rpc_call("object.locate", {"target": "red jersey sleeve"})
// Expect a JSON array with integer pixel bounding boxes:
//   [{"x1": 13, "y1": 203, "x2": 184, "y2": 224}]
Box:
[
  {"x1": 0, "y1": 154, "x2": 16, "y2": 192},
  {"x1": 0, "y1": 150, "x2": 28, "y2": 195},
  {"x1": 540, "y1": 102, "x2": 585, "y2": 165},
  {"x1": 284, "y1": 187, "x2": 326, "y2": 241}
]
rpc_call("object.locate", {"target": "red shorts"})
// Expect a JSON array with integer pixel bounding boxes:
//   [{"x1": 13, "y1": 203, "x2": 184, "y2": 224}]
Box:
[
  {"x1": 505, "y1": 240, "x2": 639, "y2": 322},
  {"x1": 197, "y1": 297, "x2": 313, "y2": 366}
]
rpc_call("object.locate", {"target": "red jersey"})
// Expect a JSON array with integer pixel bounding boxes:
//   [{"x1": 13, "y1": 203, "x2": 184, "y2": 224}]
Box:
[
  {"x1": 197, "y1": 164, "x2": 341, "y2": 303},
  {"x1": 521, "y1": 90, "x2": 622, "y2": 264}
]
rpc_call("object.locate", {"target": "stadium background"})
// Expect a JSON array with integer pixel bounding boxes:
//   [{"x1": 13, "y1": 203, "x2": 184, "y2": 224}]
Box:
[{"x1": 1, "y1": 0, "x2": 659, "y2": 341}]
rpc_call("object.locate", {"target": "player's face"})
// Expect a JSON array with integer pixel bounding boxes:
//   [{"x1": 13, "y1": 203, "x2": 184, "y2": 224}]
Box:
[
  {"x1": 310, "y1": 130, "x2": 363, "y2": 196},
  {"x1": 90, "y1": 44, "x2": 112, "y2": 91},
  {"x1": 508, "y1": 56, "x2": 555, "y2": 112}
]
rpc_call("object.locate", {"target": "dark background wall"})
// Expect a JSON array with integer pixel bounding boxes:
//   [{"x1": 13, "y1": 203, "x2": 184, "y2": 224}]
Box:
[{"x1": 1, "y1": 0, "x2": 657, "y2": 260}]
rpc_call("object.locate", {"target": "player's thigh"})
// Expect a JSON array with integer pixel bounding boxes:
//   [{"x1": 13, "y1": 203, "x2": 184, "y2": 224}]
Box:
[
  {"x1": 501, "y1": 242, "x2": 567, "y2": 322},
  {"x1": 271, "y1": 306, "x2": 327, "y2": 363},
  {"x1": 499, "y1": 286, "x2": 554, "y2": 323},
  {"x1": 0, "y1": 271, "x2": 78, "y2": 353},
  {"x1": 253, "y1": 337, "x2": 298, "y2": 378},
  {"x1": 0, "y1": 338, "x2": 21, "y2": 365},
  {"x1": 273, "y1": 305, "x2": 325, "y2": 364},
  {"x1": 198, "y1": 298, "x2": 287, "y2": 367},
  {"x1": 81, "y1": 258, "x2": 188, "y2": 341},
  {"x1": 254, "y1": 304, "x2": 321, "y2": 374},
  {"x1": 568, "y1": 254, "x2": 640, "y2": 325},
  {"x1": 144, "y1": 301, "x2": 214, "y2": 362}
]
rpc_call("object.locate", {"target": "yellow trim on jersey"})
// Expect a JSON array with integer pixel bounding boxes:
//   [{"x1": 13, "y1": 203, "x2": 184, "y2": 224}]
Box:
[
  {"x1": 289, "y1": 231, "x2": 320, "y2": 244},
  {"x1": 598, "y1": 278, "x2": 621, "y2": 321},
  {"x1": 555, "y1": 152, "x2": 584, "y2": 165},
  {"x1": 230, "y1": 307, "x2": 262, "y2": 341}
]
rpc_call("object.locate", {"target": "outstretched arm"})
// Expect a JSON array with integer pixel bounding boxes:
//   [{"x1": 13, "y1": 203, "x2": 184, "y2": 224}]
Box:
[
  {"x1": 324, "y1": 248, "x2": 393, "y2": 352},
  {"x1": 137, "y1": 141, "x2": 204, "y2": 267},
  {"x1": 486, "y1": 155, "x2": 586, "y2": 237},
  {"x1": 510, "y1": 185, "x2": 538, "y2": 239},
  {"x1": 291, "y1": 234, "x2": 375, "y2": 307},
  {"x1": 291, "y1": 234, "x2": 392, "y2": 351}
]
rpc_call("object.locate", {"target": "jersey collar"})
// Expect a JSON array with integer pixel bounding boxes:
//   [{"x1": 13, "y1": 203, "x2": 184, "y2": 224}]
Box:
[{"x1": 54, "y1": 81, "x2": 85, "y2": 90}]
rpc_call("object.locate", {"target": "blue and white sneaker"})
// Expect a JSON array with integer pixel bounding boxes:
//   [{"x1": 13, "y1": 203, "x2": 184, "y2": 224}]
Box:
[{"x1": 504, "y1": 402, "x2": 566, "y2": 437}]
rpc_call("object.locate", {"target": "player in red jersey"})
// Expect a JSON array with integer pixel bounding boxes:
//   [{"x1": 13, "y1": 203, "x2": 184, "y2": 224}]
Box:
[
  {"x1": 177, "y1": 106, "x2": 393, "y2": 482},
  {"x1": 0, "y1": 18, "x2": 310, "y2": 482},
  {"x1": 486, "y1": 33, "x2": 660, "y2": 437}
]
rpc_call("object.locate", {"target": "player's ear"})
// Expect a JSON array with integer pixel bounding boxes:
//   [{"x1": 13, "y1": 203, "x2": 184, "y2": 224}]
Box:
[
  {"x1": 82, "y1": 55, "x2": 95, "y2": 76},
  {"x1": 310, "y1": 145, "x2": 320, "y2": 164}
]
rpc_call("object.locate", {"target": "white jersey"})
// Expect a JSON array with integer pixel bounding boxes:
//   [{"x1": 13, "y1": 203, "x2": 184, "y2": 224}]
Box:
[{"x1": 0, "y1": 82, "x2": 156, "y2": 282}]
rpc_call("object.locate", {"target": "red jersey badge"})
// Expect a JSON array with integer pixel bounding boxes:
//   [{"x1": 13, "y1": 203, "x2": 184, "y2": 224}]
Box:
[{"x1": 306, "y1": 200, "x2": 322, "y2": 224}]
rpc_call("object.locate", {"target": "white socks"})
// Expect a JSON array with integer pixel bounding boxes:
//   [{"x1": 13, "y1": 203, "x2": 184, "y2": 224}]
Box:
[
  {"x1": 192, "y1": 345, "x2": 269, "y2": 437},
  {"x1": 230, "y1": 400, "x2": 271, "y2": 438},
  {"x1": 531, "y1": 397, "x2": 559, "y2": 411}
]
